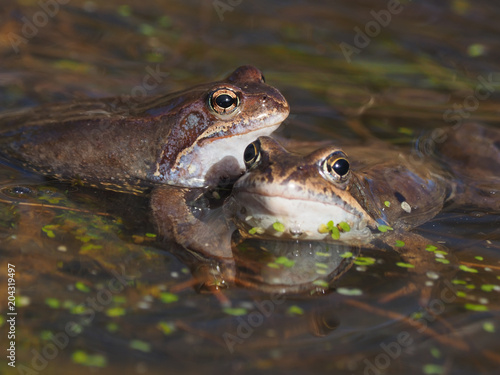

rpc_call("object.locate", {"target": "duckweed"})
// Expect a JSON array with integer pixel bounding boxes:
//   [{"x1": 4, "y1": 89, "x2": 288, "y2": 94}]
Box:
[
  {"x1": 337, "y1": 222, "x2": 351, "y2": 232},
  {"x1": 337, "y1": 287, "x2": 363, "y2": 296},
  {"x1": 158, "y1": 321, "x2": 176, "y2": 335},
  {"x1": 464, "y1": 303, "x2": 488, "y2": 312},
  {"x1": 275, "y1": 256, "x2": 295, "y2": 268},
  {"x1": 425, "y1": 245, "x2": 438, "y2": 252},
  {"x1": 459, "y1": 265, "x2": 478, "y2": 273},
  {"x1": 40, "y1": 331, "x2": 53, "y2": 340},
  {"x1": 117, "y1": 4, "x2": 131, "y2": 17},
  {"x1": 272, "y1": 222, "x2": 285, "y2": 232},
  {"x1": 330, "y1": 226, "x2": 340, "y2": 240},
  {"x1": 312, "y1": 280, "x2": 329, "y2": 288},
  {"x1": 42, "y1": 224, "x2": 58, "y2": 238},
  {"x1": 395, "y1": 240, "x2": 405, "y2": 247},
  {"x1": 430, "y1": 347, "x2": 441, "y2": 359},
  {"x1": 435, "y1": 258, "x2": 450, "y2": 264},
  {"x1": 423, "y1": 364, "x2": 444, "y2": 375},
  {"x1": 480, "y1": 284, "x2": 498, "y2": 292},
  {"x1": 319, "y1": 220, "x2": 346, "y2": 239},
  {"x1": 130, "y1": 340, "x2": 151, "y2": 352},
  {"x1": 75, "y1": 282, "x2": 91, "y2": 293},
  {"x1": 287, "y1": 305, "x2": 304, "y2": 316},
  {"x1": 377, "y1": 225, "x2": 393, "y2": 233},
  {"x1": 223, "y1": 307, "x2": 248, "y2": 316},
  {"x1": 70, "y1": 305, "x2": 88, "y2": 315},
  {"x1": 249, "y1": 227, "x2": 265, "y2": 235},
  {"x1": 354, "y1": 257, "x2": 376, "y2": 266},
  {"x1": 106, "y1": 323, "x2": 119, "y2": 332},
  {"x1": 160, "y1": 292, "x2": 179, "y2": 304},
  {"x1": 396, "y1": 262, "x2": 414, "y2": 268},
  {"x1": 80, "y1": 243, "x2": 103, "y2": 252},
  {"x1": 72, "y1": 350, "x2": 107, "y2": 367},
  {"x1": 483, "y1": 322, "x2": 495, "y2": 333},
  {"x1": 105, "y1": 307, "x2": 126, "y2": 317},
  {"x1": 112, "y1": 295, "x2": 127, "y2": 304}
]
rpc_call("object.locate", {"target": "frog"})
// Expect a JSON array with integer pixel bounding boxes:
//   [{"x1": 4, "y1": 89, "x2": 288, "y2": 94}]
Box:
[
  {"x1": 151, "y1": 123, "x2": 499, "y2": 297},
  {"x1": 0, "y1": 65, "x2": 289, "y2": 193},
  {"x1": 227, "y1": 123, "x2": 500, "y2": 242}
]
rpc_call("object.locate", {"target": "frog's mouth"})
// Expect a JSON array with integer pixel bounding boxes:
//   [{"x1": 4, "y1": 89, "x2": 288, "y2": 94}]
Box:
[{"x1": 227, "y1": 189, "x2": 375, "y2": 243}]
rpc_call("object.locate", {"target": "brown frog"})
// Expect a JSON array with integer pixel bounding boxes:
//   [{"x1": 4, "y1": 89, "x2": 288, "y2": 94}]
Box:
[
  {"x1": 0, "y1": 66, "x2": 289, "y2": 192},
  {"x1": 227, "y1": 123, "x2": 500, "y2": 242},
  {"x1": 151, "y1": 123, "x2": 499, "y2": 296}
]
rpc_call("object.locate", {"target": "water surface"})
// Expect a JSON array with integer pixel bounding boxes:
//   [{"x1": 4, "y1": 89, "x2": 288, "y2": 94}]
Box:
[{"x1": 1, "y1": 1, "x2": 500, "y2": 374}]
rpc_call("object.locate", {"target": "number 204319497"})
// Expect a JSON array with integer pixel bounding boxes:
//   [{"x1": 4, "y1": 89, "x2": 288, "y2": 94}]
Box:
[{"x1": 8, "y1": 263, "x2": 16, "y2": 309}]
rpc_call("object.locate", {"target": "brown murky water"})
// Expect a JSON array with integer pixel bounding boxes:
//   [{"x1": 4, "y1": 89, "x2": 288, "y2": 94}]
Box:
[{"x1": 1, "y1": 0, "x2": 500, "y2": 374}]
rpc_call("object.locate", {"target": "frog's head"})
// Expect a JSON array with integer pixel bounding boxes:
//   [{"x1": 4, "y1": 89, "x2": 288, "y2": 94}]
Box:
[
  {"x1": 147, "y1": 66, "x2": 289, "y2": 187},
  {"x1": 226, "y1": 136, "x2": 378, "y2": 242}
]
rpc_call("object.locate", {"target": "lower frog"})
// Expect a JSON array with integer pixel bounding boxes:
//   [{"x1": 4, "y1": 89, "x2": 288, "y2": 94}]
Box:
[
  {"x1": 227, "y1": 123, "x2": 500, "y2": 242},
  {"x1": 0, "y1": 66, "x2": 289, "y2": 192},
  {"x1": 152, "y1": 123, "x2": 498, "y2": 297}
]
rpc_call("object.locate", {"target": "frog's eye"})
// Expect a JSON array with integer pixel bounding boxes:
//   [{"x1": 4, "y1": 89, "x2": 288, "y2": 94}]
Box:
[
  {"x1": 209, "y1": 88, "x2": 239, "y2": 115},
  {"x1": 243, "y1": 141, "x2": 261, "y2": 169},
  {"x1": 322, "y1": 152, "x2": 350, "y2": 181}
]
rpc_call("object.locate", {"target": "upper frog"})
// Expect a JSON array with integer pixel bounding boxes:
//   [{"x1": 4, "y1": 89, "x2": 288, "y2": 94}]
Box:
[
  {"x1": 226, "y1": 123, "x2": 500, "y2": 243},
  {"x1": 0, "y1": 65, "x2": 289, "y2": 192}
]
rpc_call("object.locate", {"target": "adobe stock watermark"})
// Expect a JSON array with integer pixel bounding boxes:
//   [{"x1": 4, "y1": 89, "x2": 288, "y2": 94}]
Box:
[
  {"x1": 354, "y1": 280, "x2": 457, "y2": 375},
  {"x1": 408, "y1": 72, "x2": 500, "y2": 165},
  {"x1": 213, "y1": 0, "x2": 242, "y2": 21},
  {"x1": 223, "y1": 293, "x2": 285, "y2": 354},
  {"x1": 7, "y1": 0, "x2": 70, "y2": 54},
  {"x1": 443, "y1": 73, "x2": 500, "y2": 126},
  {"x1": 339, "y1": 0, "x2": 411, "y2": 63},
  {"x1": 15, "y1": 267, "x2": 134, "y2": 374}
]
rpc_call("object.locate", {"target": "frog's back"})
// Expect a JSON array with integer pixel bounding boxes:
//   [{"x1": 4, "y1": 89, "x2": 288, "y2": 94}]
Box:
[
  {"x1": 346, "y1": 144, "x2": 451, "y2": 230},
  {"x1": 0, "y1": 96, "x2": 174, "y2": 193},
  {"x1": 432, "y1": 122, "x2": 500, "y2": 210}
]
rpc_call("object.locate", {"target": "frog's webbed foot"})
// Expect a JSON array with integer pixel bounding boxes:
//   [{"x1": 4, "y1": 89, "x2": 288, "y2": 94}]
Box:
[{"x1": 374, "y1": 231, "x2": 456, "y2": 306}]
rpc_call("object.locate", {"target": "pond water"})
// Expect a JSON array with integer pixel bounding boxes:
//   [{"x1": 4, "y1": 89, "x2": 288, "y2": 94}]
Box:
[{"x1": 1, "y1": 0, "x2": 500, "y2": 374}]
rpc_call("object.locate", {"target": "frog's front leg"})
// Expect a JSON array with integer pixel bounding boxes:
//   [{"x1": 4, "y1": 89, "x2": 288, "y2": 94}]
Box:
[{"x1": 150, "y1": 185, "x2": 236, "y2": 291}]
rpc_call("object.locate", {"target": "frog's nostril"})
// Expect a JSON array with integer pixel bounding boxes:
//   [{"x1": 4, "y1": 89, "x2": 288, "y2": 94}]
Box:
[{"x1": 262, "y1": 95, "x2": 267, "y2": 102}]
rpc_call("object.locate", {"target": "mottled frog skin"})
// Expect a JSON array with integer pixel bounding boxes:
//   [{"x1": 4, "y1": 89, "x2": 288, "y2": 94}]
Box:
[
  {"x1": 227, "y1": 123, "x2": 500, "y2": 243},
  {"x1": 0, "y1": 66, "x2": 289, "y2": 192}
]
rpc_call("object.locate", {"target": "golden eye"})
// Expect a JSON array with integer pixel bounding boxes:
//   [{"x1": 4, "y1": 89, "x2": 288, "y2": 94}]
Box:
[
  {"x1": 209, "y1": 88, "x2": 239, "y2": 115},
  {"x1": 322, "y1": 152, "x2": 350, "y2": 181},
  {"x1": 243, "y1": 140, "x2": 261, "y2": 169}
]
